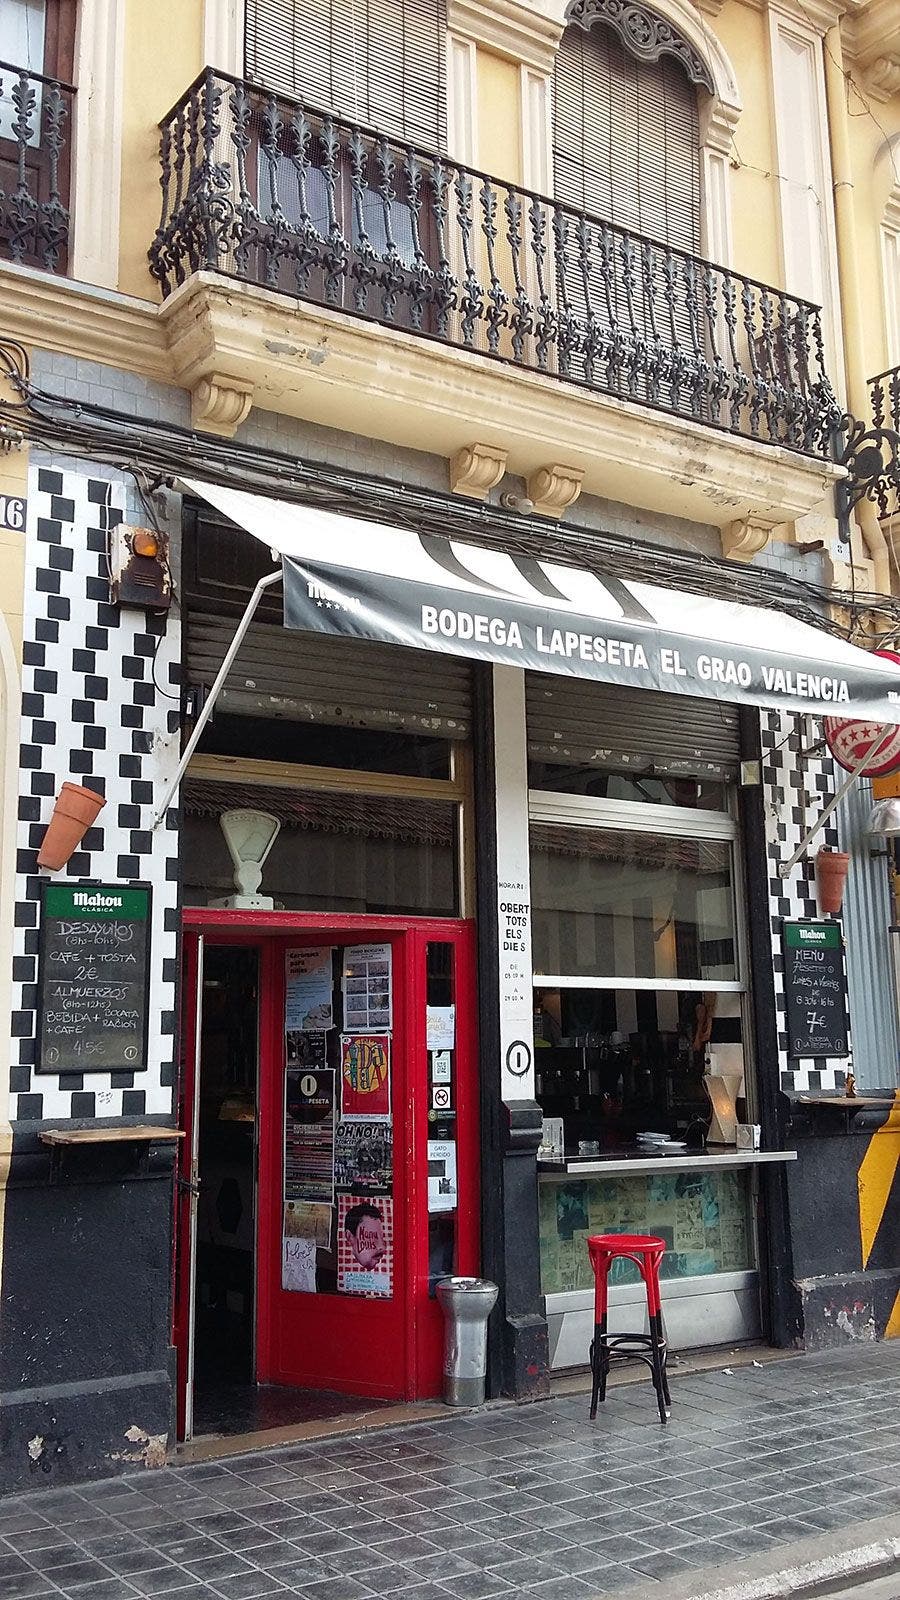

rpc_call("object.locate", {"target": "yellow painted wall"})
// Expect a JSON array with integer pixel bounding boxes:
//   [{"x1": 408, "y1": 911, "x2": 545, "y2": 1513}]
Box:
[
  {"x1": 0, "y1": 420, "x2": 27, "y2": 662},
  {"x1": 476, "y1": 49, "x2": 522, "y2": 187},
  {"x1": 715, "y1": 0, "x2": 782, "y2": 290},
  {"x1": 118, "y1": 0, "x2": 205, "y2": 300},
  {"x1": 847, "y1": 78, "x2": 900, "y2": 383}
]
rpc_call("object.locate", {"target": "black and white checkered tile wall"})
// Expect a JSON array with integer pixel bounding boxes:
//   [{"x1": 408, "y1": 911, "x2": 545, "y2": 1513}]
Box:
[
  {"x1": 9, "y1": 462, "x2": 181, "y2": 1123},
  {"x1": 761, "y1": 710, "x2": 850, "y2": 1094}
]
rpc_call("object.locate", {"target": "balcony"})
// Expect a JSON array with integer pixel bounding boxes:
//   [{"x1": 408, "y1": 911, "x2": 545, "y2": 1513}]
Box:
[
  {"x1": 0, "y1": 61, "x2": 73, "y2": 274},
  {"x1": 867, "y1": 365, "x2": 900, "y2": 523},
  {"x1": 151, "y1": 70, "x2": 843, "y2": 537}
]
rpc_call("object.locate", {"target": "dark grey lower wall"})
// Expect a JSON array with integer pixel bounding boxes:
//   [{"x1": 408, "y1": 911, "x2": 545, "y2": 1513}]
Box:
[
  {"x1": 0, "y1": 1127, "x2": 176, "y2": 1496},
  {"x1": 785, "y1": 1115, "x2": 900, "y2": 1350}
]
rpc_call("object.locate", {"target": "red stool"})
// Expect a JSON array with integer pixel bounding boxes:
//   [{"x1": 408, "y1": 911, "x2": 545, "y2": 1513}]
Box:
[{"x1": 587, "y1": 1233, "x2": 671, "y2": 1425}]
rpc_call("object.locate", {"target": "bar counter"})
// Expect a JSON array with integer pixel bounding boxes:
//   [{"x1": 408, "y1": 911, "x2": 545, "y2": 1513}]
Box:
[
  {"x1": 536, "y1": 1146, "x2": 794, "y2": 1361},
  {"x1": 538, "y1": 1149, "x2": 797, "y2": 1175}
]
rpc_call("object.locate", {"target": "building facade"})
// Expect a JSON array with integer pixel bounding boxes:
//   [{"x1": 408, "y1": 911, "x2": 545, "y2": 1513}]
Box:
[{"x1": 0, "y1": 0, "x2": 899, "y2": 1495}]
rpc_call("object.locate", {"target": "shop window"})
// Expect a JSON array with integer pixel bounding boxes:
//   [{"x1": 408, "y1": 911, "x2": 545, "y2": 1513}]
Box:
[
  {"x1": 528, "y1": 762, "x2": 728, "y2": 811},
  {"x1": 200, "y1": 713, "x2": 452, "y2": 782},
  {"x1": 530, "y1": 787, "x2": 747, "y2": 1145},
  {"x1": 182, "y1": 781, "x2": 459, "y2": 918},
  {"x1": 530, "y1": 822, "x2": 738, "y2": 985}
]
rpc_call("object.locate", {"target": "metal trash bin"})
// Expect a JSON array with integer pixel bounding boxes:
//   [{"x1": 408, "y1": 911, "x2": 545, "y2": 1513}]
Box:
[{"x1": 435, "y1": 1276, "x2": 499, "y2": 1407}]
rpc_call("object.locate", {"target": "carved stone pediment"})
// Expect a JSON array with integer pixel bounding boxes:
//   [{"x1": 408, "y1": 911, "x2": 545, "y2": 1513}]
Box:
[{"x1": 565, "y1": 0, "x2": 715, "y2": 90}]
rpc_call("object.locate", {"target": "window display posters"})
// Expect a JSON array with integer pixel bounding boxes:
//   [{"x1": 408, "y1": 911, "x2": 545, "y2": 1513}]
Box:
[
  {"x1": 284, "y1": 1066, "x2": 335, "y2": 1204},
  {"x1": 282, "y1": 1234, "x2": 317, "y2": 1293},
  {"x1": 335, "y1": 1120, "x2": 393, "y2": 1192},
  {"x1": 342, "y1": 943, "x2": 392, "y2": 1030},
  {"x1": 426, "y1": 1005, "x2": 455, "y2": 1050},
  {"x1": 285, "y1": 947, "x2": 334, "y2": 1032},
  {"x1": 431, "y1": 1049, "x2": 451, "y2": 1084},
  {"x1": 286, "y1": 1030, "x2": 328, "y2": 1067},
  {"x1": 283, "y1": 1199, "x2": 332, "y2": 1247},
  {"x1": 340, "y1": 1032, "x2": 391, "y2": 1122},
  {"x1": 427, "y1": 1138, "x2": 457, "y2": 1213},
  {"x1": 337, "y1": 1193, "x2": 393, "y2": 1297}
]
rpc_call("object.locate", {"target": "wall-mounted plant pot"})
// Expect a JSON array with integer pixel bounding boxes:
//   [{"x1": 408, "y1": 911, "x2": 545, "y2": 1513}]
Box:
[
  {"x1": 815, "y1": 847, "x2": 850, "y2": 915},
  {"x1": 37, "y1": 782, "x2": 107, "y2": 871}
]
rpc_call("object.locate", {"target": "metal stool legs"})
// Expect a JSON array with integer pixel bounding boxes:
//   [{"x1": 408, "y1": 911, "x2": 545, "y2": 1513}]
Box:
[{"x1": 587, "y1": 1234, "x2": 671, "y2": 1425}]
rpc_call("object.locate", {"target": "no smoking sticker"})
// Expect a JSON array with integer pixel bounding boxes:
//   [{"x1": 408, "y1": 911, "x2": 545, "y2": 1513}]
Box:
[{"x1": 431, "y1": 1084, "x2": 451, "y2": 1111}]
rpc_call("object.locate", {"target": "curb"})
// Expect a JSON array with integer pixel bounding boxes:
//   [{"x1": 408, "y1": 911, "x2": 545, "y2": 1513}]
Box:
[{"x1": 609, "y1": 1515, "x2": 900, "y2": 1600}]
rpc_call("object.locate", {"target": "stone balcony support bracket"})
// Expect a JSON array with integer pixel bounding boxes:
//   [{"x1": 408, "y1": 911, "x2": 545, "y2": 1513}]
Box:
[
  {"x1": 191, "y1": 374, "x2": 254, "y2": 436},
  {"x1": 450, "y1": 443, "x2": 509, "y2": 499},
  {"x1": 527, "y1": 463, "x2": 585, "y2": 518},
  {"x1": 720, "y1": 516, "x2": 777, "y2": 563}
]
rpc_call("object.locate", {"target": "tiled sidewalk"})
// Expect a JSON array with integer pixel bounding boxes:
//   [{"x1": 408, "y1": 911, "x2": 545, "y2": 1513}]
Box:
[{"x1": 2, "y1": 1343, "x2": 900, "y2": 1600}]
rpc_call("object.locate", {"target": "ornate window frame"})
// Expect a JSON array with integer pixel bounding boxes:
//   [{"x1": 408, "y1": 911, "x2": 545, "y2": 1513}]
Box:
[
  {"x1": 203, "y1": 0, "x2": 244, "y2": 75},
  {"x1": 448, "y1": 0, "x2": 741, "y2": 265},
  {"x1": 880, "y1": 174, "x2": 900, "y2": 370},
  {"x1": 70, "y1": 0, "x2": 126, "y2": 287}
]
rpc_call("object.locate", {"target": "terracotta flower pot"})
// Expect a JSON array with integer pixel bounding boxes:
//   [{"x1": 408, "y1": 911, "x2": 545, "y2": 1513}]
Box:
[
  {"x1": 815, "y1": 847, "x2": 850, "y2": 915},
  {"x1": 37, "y1": 782, "x2": 107, "y2": 871}
]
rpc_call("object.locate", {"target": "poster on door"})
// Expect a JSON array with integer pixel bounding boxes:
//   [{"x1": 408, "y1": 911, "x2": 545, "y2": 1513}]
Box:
[
  {"x1": 334, "y1": 1120, "x2": 393, "y2": 1192},
  {"x1": 285, "y1": 946, "x2": 334, "y2": 1031},
  {"x1": 340, "y1": 1032, "x2": 391, "y2": 1122},
  {"x1": 286, "y1": 1030, "x2": 327, "y2": 1067},
  {"x1": 342, "y1": 943, "x2": 392, "y2": 1030},
  {"x1": 284, "y1": 1066, "x2": 335, "y2": 1204},
  {"x1": 337, "y1": 1193, "x2": 393, "y2": 1297},
  {"x1": 427, "y1": 1139, "x2": 458, "y2": 1213},
  {"x1": 282, "y1": 1234, "x2": 317, "y2": 1293}
]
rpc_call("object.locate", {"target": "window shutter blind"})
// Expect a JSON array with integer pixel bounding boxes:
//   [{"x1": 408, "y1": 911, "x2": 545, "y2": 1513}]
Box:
[
  {"x1": 244, "y1": 0, "x2": 447, "y2": 149},
  {"x1": 553, "y1": 23, "x2": 700, "y2": 254}
]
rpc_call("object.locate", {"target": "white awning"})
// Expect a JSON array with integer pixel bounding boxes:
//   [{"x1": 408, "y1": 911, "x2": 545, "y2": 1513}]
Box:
[{"x1": 183, "y1": 478, "x2": 900, "y2": 724}]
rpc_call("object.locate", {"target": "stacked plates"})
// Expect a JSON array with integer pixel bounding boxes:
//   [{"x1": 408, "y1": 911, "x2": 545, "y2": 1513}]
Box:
[{"x1": 636, "y1": 1132, "x2": 689, "y2": 1153}]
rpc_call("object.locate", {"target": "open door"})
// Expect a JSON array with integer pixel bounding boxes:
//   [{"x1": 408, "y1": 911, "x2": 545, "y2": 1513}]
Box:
[
  {"x1": 175, "y1": 912, "x2": 479, "y2": 1435},
  {"x1": 174, "y1": 932, "x2": 203, "y2": 1440}
]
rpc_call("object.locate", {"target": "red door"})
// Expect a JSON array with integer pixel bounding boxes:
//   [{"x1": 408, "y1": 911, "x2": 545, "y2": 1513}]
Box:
[{"x1": 175, "y1": 912, "x2": 478, "y2": 1425}]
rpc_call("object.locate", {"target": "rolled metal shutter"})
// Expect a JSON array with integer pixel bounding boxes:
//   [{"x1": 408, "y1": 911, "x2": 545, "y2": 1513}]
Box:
[
  {"x1": 837, "y1": 776, "x2": 900, "y2": 1091},
  {"x1": 553, "y1": 22, "x2": 701, "y2": 253},
  {"x1": 244, "y1": 0, "x2": 447, "y2": 149},
  {"x1": 526, "y1": 674, "x2": 740, "y2": 780},
  {"x1": 186, "y1": 614, "x2": 471, "y2": 739}
]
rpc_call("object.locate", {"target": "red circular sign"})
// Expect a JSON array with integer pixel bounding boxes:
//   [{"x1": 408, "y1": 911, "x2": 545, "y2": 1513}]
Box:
[{"x1": 824, "y1": 649, "x2": 900, "y2": 776}]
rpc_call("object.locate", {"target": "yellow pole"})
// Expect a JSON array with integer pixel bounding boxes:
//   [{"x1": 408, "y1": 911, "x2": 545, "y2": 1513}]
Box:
[{"x1": 823, "y1": 24, "x2": 890, "y2": 595}]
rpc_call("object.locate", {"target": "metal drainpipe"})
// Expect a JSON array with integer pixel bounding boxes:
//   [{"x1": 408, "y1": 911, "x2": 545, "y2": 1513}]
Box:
[{"x1": 823, "y1": 23, "x2": 891, "y2": 596}]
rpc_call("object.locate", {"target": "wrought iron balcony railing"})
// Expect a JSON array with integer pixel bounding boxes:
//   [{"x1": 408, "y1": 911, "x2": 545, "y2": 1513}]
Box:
[
  {"x1": 0, "y1": 61, "x2": 73, "y2": 273},
  {"x1": 151, "y1": 70, "x2": 839, "y2": 459},
  {"x1": 867, "y1": 365, "x2": 900, "y2": 520}
]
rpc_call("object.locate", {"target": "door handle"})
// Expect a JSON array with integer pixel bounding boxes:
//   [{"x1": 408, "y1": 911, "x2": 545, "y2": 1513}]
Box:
[{"x1": 176, "y1": 1176, "x2": 201, "y2": 1197}]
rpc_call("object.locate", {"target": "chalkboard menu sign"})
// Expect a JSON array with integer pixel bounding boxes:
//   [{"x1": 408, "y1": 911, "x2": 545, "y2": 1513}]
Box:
[
  {"x1": 782, "y1": 920, "x2": 849, "y2": 1060},
  {"x1": 37, "y1": 884, "x2": 151, "y2": 1075}
]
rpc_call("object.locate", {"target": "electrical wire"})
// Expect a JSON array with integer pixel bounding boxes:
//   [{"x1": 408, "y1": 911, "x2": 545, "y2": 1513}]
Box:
[{"x1": 6, "y1": 365, "x2": 900, "y2": 644}]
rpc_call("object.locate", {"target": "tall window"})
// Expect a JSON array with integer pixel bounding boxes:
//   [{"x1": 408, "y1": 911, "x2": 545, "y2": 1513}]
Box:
[
  {"x1": 245, "y1": 0, "x2": 447, "y2": 150},
  {"x1": 0, "y1": 0, "x2": 75, "y2": 272},
  {"x1": 553, "y1": 17, "x2": 701, "y2": 254}
]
